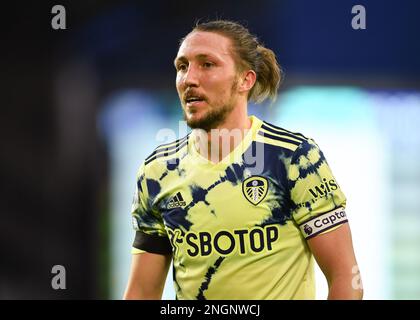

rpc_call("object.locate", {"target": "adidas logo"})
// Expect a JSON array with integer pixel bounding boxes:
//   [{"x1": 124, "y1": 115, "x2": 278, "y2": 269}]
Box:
[{"x1": 168, "y1": 192, "x2": 186, "y2": 209}]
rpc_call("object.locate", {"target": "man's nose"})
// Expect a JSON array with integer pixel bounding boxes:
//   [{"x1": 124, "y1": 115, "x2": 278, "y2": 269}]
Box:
[{"x1": 183, "y1": 65, "x2": 199, "y2": 87}]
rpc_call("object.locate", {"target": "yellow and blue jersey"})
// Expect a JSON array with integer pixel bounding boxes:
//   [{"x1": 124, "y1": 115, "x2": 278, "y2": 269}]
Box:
[{"x1": 130, "y1": 115, "x2": 347, "y2": 299}]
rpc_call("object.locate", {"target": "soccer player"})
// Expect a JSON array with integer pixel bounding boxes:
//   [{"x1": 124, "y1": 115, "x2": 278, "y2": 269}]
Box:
[{"x1": 124, "y1": 20, "x2": 363, "y2": 300}]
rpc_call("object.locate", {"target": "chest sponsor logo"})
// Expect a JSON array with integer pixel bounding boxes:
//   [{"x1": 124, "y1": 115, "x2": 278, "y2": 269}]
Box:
[
  {"x1": 242, "y1": 176, "x2": 268, "y2": 205},
  {"x1": 167, "y1": 225, "x2": 280, "y2": 257}
]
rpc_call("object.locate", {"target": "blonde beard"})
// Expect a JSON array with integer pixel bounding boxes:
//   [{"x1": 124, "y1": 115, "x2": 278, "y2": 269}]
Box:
[{"x1": 183, "y1": 78, "x2": 239, "y2": 132}]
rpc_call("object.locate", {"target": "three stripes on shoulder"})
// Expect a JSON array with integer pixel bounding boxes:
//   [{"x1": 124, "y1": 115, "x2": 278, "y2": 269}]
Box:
[
  {"x1": 145, "y1": 134, "x2": 190, "y2": 165},
  {"x1": 257, "y1": 122, "x2": 307, "y2": 151}
]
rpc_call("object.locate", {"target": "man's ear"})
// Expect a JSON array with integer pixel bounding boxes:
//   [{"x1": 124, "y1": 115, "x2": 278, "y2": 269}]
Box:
[{"x1": 238, "y1": 70, "x2": 257, "y2": 93}]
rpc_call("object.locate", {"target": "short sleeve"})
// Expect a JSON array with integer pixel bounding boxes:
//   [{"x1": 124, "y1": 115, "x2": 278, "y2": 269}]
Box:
[
  {"x1": 131, "y1": 163, "x2": 172, "y2": 254},
  {"x1": 288, "y1": 139, "x2": 348, "y2": 239}
]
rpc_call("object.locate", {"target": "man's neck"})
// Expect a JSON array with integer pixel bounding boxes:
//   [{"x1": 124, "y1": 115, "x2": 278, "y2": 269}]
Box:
[{"x1": 194, "y1": 111, "x2": 252, "y2": 163}]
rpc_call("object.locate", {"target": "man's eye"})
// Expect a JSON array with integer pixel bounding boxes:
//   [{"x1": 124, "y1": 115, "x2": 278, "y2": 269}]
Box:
[
  {"x1": 203, "y1": 62, "x2": 214, "y2": 68},
  {"x1": 177, "y1": 64, "x2": 187, "y2": 71}
]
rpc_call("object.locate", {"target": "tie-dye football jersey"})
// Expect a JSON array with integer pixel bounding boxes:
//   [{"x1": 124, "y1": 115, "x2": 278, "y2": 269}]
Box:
[{"x1": 130, "y1": 115, "x2": 348, "y2": 299}]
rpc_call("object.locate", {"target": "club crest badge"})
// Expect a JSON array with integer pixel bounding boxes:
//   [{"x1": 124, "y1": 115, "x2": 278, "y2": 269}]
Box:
[{"x1": 242, "y1": 176, "x2": 268, "y2": 205}]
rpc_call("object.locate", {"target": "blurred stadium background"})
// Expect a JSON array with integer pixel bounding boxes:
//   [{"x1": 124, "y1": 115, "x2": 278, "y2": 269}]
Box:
[{"x1": 1, "y1": 0, "x2": 419, "y2": 299}]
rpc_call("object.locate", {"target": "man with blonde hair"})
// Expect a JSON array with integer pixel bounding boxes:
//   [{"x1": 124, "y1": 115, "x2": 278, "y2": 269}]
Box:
[{"x1": 124, "y1": 20, "x2": 363, "y2": 300}]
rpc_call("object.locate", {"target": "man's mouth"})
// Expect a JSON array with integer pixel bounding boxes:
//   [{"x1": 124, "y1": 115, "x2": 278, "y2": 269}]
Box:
[{"x1": 184, "y1": 95, "x2": 206, "y2": 108}]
